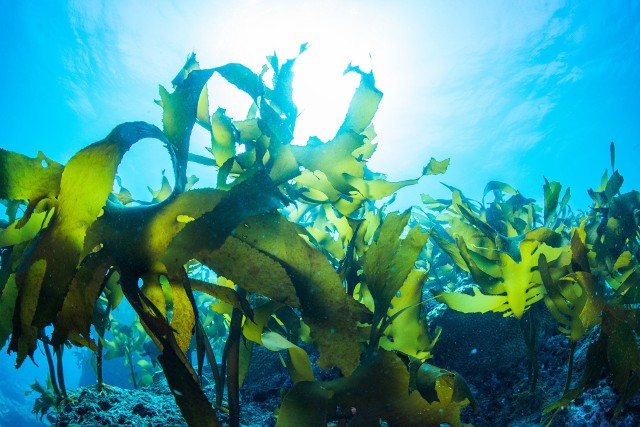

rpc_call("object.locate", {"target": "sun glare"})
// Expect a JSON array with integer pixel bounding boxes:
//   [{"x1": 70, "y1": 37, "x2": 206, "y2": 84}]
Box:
[
  {"x1": 292, "y1": 46, "x2": 368, "y2": 144},
  {"x1": 196, "y1": 1, "x2": 385, "y2": 145}
]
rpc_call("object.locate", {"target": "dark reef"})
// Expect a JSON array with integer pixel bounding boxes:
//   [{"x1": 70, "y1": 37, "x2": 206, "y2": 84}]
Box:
[
  {"x1": 54, "y1": 353, "x2": 279, "y2": 427},
  {"x1": 52, "y1": 312, "x2": 640, "y2": 427}
]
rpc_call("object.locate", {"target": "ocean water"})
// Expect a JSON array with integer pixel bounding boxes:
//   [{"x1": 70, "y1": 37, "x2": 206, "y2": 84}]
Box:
[{"x1": 1, "y1": 1, "x2": 639, "y2": 426}]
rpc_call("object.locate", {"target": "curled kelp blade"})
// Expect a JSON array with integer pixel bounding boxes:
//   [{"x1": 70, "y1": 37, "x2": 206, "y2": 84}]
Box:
[{"x1": 9, "y1": 122, "x2": 168, "y2": 366}]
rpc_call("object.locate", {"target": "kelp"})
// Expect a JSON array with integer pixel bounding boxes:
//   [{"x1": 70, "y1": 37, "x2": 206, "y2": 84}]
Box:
[
  {"x1": 101, "y1": 317, "x2": 156, "y2": 388},
  {"x1": 228, "y1": 212, "x2": 367, "y2": 375},
  {"x1": 0, "y1": 150, "x2": 64, "y2": 226},
  {"x1": 420, "y1": 185, "x2": 562, "y2": 392},
  {"x1": 0, "y1": 48, "x2": 458, "y2": 426},
  {"x1": 274, "y1": 209, "x2": 471, "y2": 426},
  {"x1": 8, "y1": 122, "x2": 169, "y2": 366},
  {"x1": 362, "y1": 210, "x2": 430, "y2": 350},
  {"x1": 423, "y1": 146, "x2": 640, "y2": 419},
  {"x1": 3, "y1": 43, "x2": 637, "y2": 426},
  {"x1": 429, "y1": 184, "x2": 572, "y2": 320},
  {"x1": 277, "y1": 350, "x2": 473, "y2": 427},
  {"x1": 27, "y1": 377, "x2": 58, "y2": 421},
  {"x1": 541, "y1": 148, "x2": 640, "y2": 420}
]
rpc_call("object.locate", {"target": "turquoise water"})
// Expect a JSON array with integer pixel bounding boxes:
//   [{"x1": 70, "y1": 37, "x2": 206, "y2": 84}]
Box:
[
  {"x1": 2, "y1": 1, "x2": 638, "y2": 207},
  {"x1": 0, "y1": 1, "x2": 639, "y2": 425}
]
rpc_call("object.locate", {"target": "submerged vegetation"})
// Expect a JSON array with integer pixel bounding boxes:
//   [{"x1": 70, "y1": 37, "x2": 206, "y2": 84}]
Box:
[{"x1": 0, "y1": 45, "x2": 639, "y2": 426}]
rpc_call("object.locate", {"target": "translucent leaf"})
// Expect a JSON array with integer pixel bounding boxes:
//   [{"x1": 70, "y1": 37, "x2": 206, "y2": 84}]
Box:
[
  {"x1": 0, "y1": 149, "x2": 63, "y2": 203},
  {"x1": 324, "y1": 350, "x2": 471, "y2": 426},
  {"x1": 456, "y1": 236, "x2": 502, "y2": 291},
  {"x1": 0, "y1": 211, "x2": 50, "y2": 247},
  {"x1": 141, "y1": 275, "x2": 168, "y2": 318},
  {"x1": 268, "y1": 142, "x2": 300, "y2": 184},
  {"x1": 210, "y1": 108, "x2": 237, "y2": 167},
  {"x1": 198, "y1": 236, "x2": 299, "y2": 307},
  {"x1": 51, "y1": 252, "x2": 111, "y2": 349},
  {"x1": 364, "y1": 210, "x2": 429, "y2": 314},
  {"x1": 541, "y1": 253, "x2": 605, "y2": 342},
  {"x1": 291, "y1": 133, "x2": 366, "y2": 196},
  {"x1": 409, "y1": 361, "x2": 476, "y2": 410},
  {"x1": 339, "y1": 66, "x2": 383, "y2": 134},
  {"x1": 380, "y1": 269, "x2": 438, "y2": 361},
  {"x1": 605, "y1": 170, "x2": 624, "y2": 199},
  {"x1": 345, "y1": 175, "x2": 421, "y2": 201},
  {"x1": 242, "y1": 300, "x2": 282, "y2": 345},
  {"x1": 160, "y1": 68, "x2": 215, "y2": 191},
  {"x1": 10, "y1": 122, "x2": 167, "y2": 366},
  {"x1": 271, "y1": 47, "x2": 305, "y2": 127},
  {"x1": 190, "y1": 279, "x2": 254, "y2": 321},
  {"x1": 423, "y1": 157, "x2": 450, "y2": 176},
  {"x1": 168, "y1": 278, "x2": 195, "y2": 354},
  {"x1": 543, "y1": 178, "x2": 562, "y2": 225},
  {"x1": 216, "y1": 63, "x2": 265, "y2": 101},
  {"x1": 483, "y1": 181, "x2": 518, "y2": 198},
  {"x1": 438, "y1": 287, "x2": 507, "y2": 314},
  {"x1": 261, "y1": 332, "x2": 314, "y2": 383},
  {"x1": 234, "y1": 118, "x2": 262, "y2": 142},
  {"x1": 449, "y1": 227, "x2": 571, "y2": 319},
  {"x1": 163, "y1": 168, "x2": 286, "y2": 271}
]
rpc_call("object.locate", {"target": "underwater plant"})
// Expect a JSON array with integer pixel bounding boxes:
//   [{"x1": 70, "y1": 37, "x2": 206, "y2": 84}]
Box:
[
  {"x1": 423, "y1": 145, "x2": 640, "y2": 420},
  {"x1": 2, "y1": 41, "x2": 638, "y2": 426},
  {"x1": 101, "y1": 316, "x2": 155, "y2": 388},
  {"x1": 275, "y1": 209, "x2": 475, "y2": 426},
  {"x1": 0, "y1": 45, "x2": 470, "y2": 427},
  {"x1": 27, "y1": 377, "x2": 58, "y2": 421},
  {"x1": 541, "y1": 148, "x2": 640, "y2": 421},
  {"x1": 422, "y1": 182, "x2": 573, "y2": 390}
]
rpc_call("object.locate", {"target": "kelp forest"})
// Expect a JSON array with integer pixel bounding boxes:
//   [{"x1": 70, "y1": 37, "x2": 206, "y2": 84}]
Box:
[{"x1": 1, "y1": 46, "x2": 639, "y2": 426}]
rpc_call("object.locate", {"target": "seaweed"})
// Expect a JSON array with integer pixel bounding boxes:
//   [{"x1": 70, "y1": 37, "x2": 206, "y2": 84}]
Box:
[
  {"x1": 0, "y1": 49, "x2": 461, "y2": 427},
  {"x1": 424, "y1": 145, "x2": 640, "y2": 420},
  {"x1": 2, "y1": 45, "x2": 637, "y2": 426},
  {"x1": 101, "y1": 317, "x2": 156, "y2": 388},
  {"x1": 276, "y1": 210, "x2": 471, "y2": 427},
  {"x1": 27, "y1": 377, "x2": 58, "y2": 421},
  {"x1": 540, "y1": 148, "x2": 640, "y2": 421},
  {"x1": 428, "y1": 184, "x2": 572, "y2": 320}
]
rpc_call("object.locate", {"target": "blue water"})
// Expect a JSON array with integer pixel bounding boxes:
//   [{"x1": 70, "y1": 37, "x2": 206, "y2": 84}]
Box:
[{"x1": 1, "y1": 1, "x2": 639, "y2": 424}]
